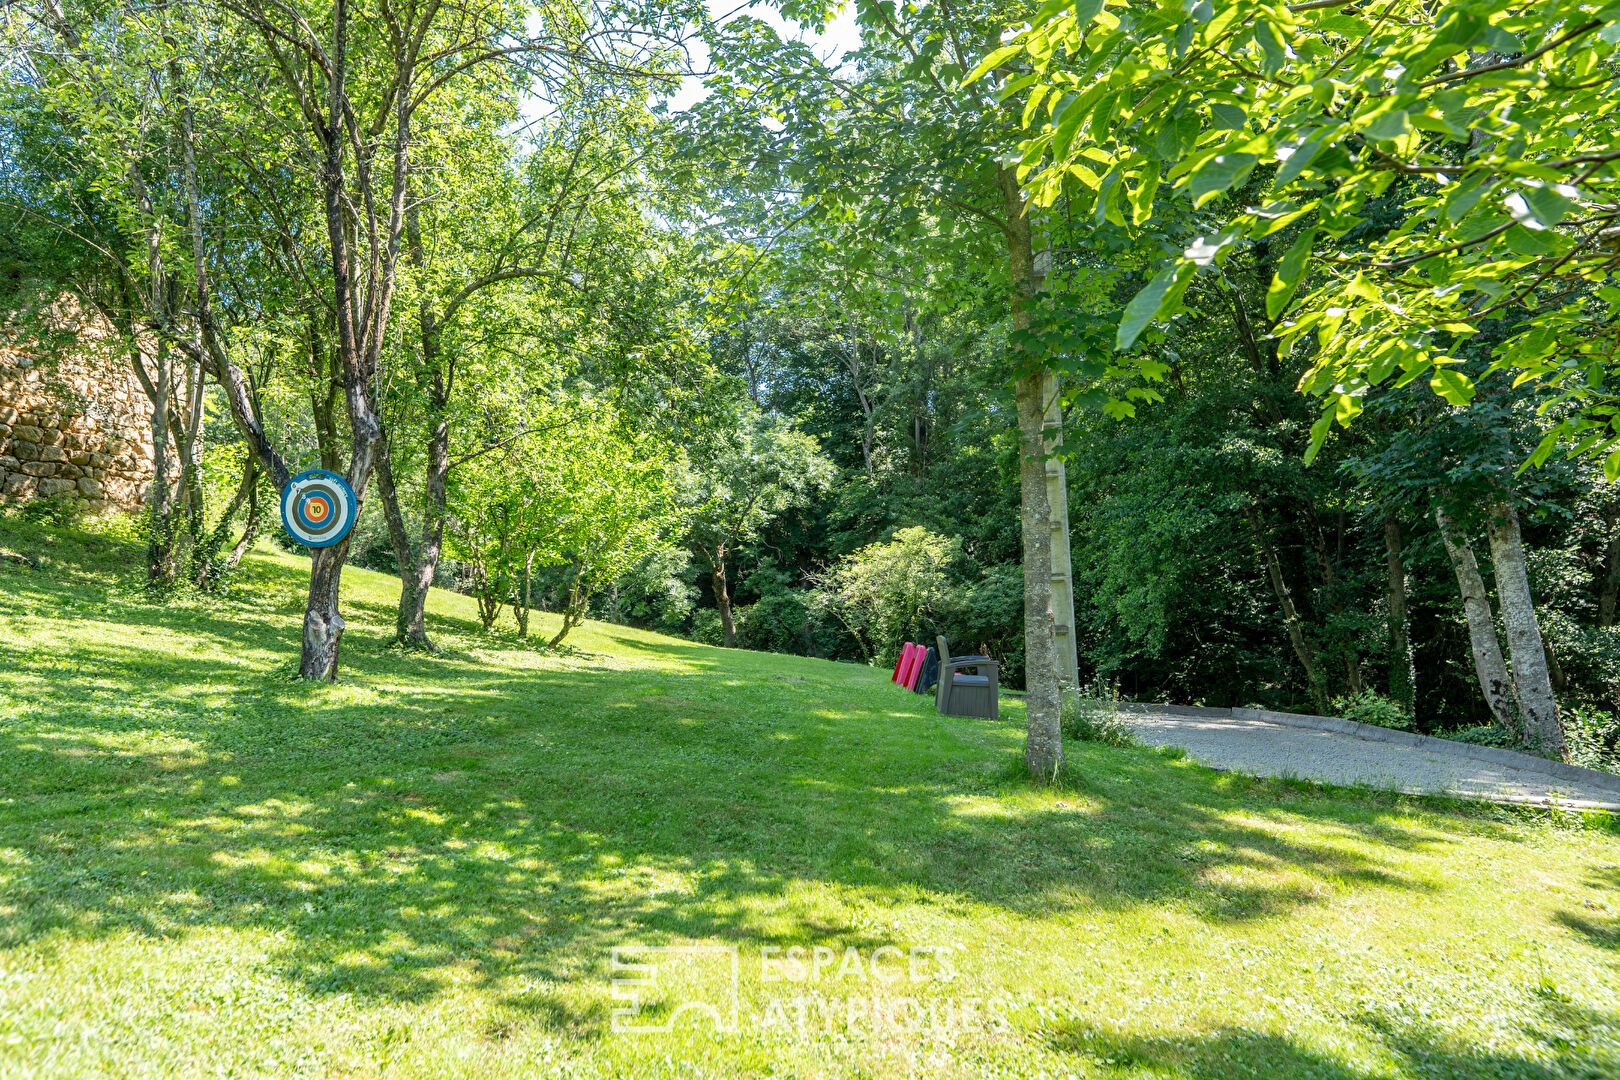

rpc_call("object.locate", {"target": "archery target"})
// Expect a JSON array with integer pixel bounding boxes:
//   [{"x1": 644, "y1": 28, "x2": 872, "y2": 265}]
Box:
[{"x1": 281, "y1": 469, "x2": 358, "y2": 549}]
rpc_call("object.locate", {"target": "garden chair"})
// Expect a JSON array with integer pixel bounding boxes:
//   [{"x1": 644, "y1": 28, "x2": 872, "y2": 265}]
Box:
[{"x1": 933, "y1": 635, "x2": 999, "y2": 720}]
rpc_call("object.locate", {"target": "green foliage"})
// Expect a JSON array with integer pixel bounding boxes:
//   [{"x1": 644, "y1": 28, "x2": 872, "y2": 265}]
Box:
[
  {"x1": 679, "y1": 409, "x2": 834, "y2": 565},
  {"x1": 1564, "y1": 706, "x2": 1620, "y2": 775},
  {"x1": 1333, "y1": 690, "x2": 1414, "y2": 732},
  {"x1": 950, "y1": 563, "x2": 1027, "y2": 689},
  {"x1": 16, "y1": 493, "x2": 81, "y2": 528},
  {"x1": 818, "y1": 526, "x2": 962, "y2": 662},
  {"x1": 448, "y1": 400, "x2": 679, "y2": 642},
  {"x1": 736, "y1": 590, "x2": 810, "y2": 654},
  {"x1": 689, "y1": 606, "x2": 725, "y2": 646},
  {"x1": 76, "y1": 510, "x2": 146, "y2": 544},
  {"x1": 1061, "y1": 678, "x2": 1137, "y2": 746},
  {"x1": 1450, "y1": 709, "x2": 1620, "y2": 777},
  {"x1": 601, "y1": 547, "x2": 698, "y2": 634},
  {"x1": 998, "y1": 0, "x2": 1620, "y2": 463},
  {"x1": 1451, "y1": 722, "x2": 1525, "y2": 750}
]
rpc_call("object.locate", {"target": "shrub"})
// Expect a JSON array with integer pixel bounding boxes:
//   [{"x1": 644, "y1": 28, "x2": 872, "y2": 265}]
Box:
[
  {"x1": 608, "y1": 547, "x2": 697, "y2": 633},
  {"x1": 1333, "y1": 690, "x2": 1412, "y2": 731},
  {"x1": 737, "y1": 590, "x2": 809, "y2": 654},
  {"x1": 1564, "y1": 707, "x2": 1620, "y2": 775},
  {"x1": 818, "y1": 526, "x2": 960, "y2": 661},
  {"x1": 18, "y1": 493, "x2": 80, "y2": 528},
  {"x1": 1452, "y1": 709, "x2": 1620, "y2": 774},
  {"x1": 1061, "y1": 679, "x2": 1136, "y2": 746},
  {"x1": 690, "y1": 608, "x2": 725, "y2": 646},
  {"x1": 1451, "y1": 723, "x2": 1521, "y2": 750}
]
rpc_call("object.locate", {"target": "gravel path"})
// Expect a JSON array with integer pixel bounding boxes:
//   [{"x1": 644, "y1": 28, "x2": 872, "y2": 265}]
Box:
[{"x1": 1121, "y1": 712, "x2": 1620, "y2": 809}]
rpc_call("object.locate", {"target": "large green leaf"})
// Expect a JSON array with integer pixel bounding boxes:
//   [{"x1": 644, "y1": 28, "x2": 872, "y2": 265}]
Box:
[
  {"x1": 1116, "y1": 265, "x2": 1190, "y2": 350},
  {"x1": 1273, "y1": 133, "x2": 1325, "y2": 187},
  {"x1": 1266, "y1": 229, "x2": 1315, "y2": 320},
  {"x1": 1188, "y1": 153, "x2": 1257, "y2": 206},
  {"x1": 1520, "y1": 183, "x2": 1577, "y2": 228},
  {"x1": 1430, "y1": 367, "x2": 1475, "y2": 406}
]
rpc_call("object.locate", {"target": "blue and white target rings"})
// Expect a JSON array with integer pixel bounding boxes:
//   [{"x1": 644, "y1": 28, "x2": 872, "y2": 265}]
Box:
[{"x1": 281, "y1": 469, "x2": 358, "y2": 549}]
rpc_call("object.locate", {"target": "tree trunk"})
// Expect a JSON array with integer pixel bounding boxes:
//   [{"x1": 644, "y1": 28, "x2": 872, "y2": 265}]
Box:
[
  {"x1": 1546, "y1": 641, "x2": 1568, "y2": 693},
  {"x1": 395, "y1": 406, "x2": 451, "y2": 648},
  {"x1": 842, "y1": 321, "x2": 876, "y2": 481},
  {"x1": 1303, "y1": 502, "x2": 1361, "y2": 694},
  {"x1": 1002, "y1": 164, "x2": 1062, "y2": 779},
  {"x1": 146, "y1": 340, "x2": 177, "y2": 588},
  {"x1": 517, "y1": 550, "x2": 534, "y2": 638},
  {"x1": 714, "y1": 558, "x2": 737, "y2": 647},
  {"x1": 176, "y1": 353, "x2": 209, "y2": 585},
  {"x1": 1485, "y1": 497, "x2": 1566, "y2": 759},
  {"x1": 301, "y1": 542, "x2": 349, "y2": 681},
  {"x1": 293, "y1": 10, "x2": 396, "y2": 681},
  {"x1": 1247, "y1": 502, "x2": 1329, "y2": 713},
  {"x1": 225, "y1": 460, "x2": 261, "y2": 570},
  {"x1": 1383, "y1": 511, "x2": 1415, "y2": 717},
  {"x1": 548, "y1": 568, "x2": 587, "y2": 648},
  {"x1": 380, "y1": 186, "x2": 452, "y2": 651},
  {"x1": 308, "y1": 317, "x2": 343, "y2": 472},
  {"x1": 191, "y1": 450, "x2": 256, "y2": 588},
  {"x1": 1435, "y1": 504, "x2": 1516, "y2": 730},
  {"x1": 373, "y1": 435, "x2": 429, "y2": 645},
  {"x1": 1016, "y1": 372, "x2": 1063, "y2": 777},
  {"x1": 910, "y1": 312, "x2": 927, "y2": 474}
]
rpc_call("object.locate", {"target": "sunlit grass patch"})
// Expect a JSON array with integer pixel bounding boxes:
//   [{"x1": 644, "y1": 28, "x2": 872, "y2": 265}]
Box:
[{"x1": 1, "y1": 516, "x2": 1619, "y2": 1078}]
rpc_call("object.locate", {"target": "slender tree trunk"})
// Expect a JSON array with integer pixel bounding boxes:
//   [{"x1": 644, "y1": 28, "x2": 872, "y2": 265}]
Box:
[
  {"x1": 1016, "y1": 372, "x2": 1063, "y2": 775},
  {"x1": 176, "y1": 353, "x2": 209, "y2": 583},
  {"x1": 740, "y1": 328, "x2": 760, "y2": 407},
  {"x1": 548, "y1": 598, "x2": 580, "y2": 648},
  {"x1": 1002, "y1": 165, "x2": 1062, "y2": 779},
  {"x1": 308, "y1": 318, "x2": 342, "y2": 472},
  {"x1": 1383, "y1": 511, "x2": 1415, "y2": 717},
  {"x1": 906, "y1": 298, "x2": 929, "y2": 475},
  {"x1": 373, "y1": 435, "x2": 426, "y2": 643},
  {"x1": 841, "y1": 322, "x2": 876, "y2": 481},
  {"x1": 1248, "y1": 503, "x2": 1329, "y2": 713},
  {"x1": 1546, "y1": 642, "x2": 1568, "y2": 692},
  {"x1": 296, "y1": 11, "x2": 399, "y2": 681},
  {"x1": 548, "y1": 569, "x2": 586, "y2": 648},
  {"x1": 381, "y1": 189, "x2": 451, "y2": 650},
  {"x1": 146, "y1": 340, "x2": 177, "y2": 587},
  {"x1": 225, "y1": 460, "x2": 261, "y2": 570},
  {"x1": 714, "y1": 556, "x2": 737, "y2": 647},
  {"x1": 1485, "y1": 497, "x2": 1566, "y2": 759},
  {"x1": 397, "y1": 408, "x2": 452, "y2": 647},
  {"x1": 517, "y1": 550, "x2": 534, "y2": 638},
  {"x1": 1436, "y1": 504, "x2": 1516, "y2": 730},
  {"x1": 1303, "y1": 503, "x2": 1361, "y2": 694}
]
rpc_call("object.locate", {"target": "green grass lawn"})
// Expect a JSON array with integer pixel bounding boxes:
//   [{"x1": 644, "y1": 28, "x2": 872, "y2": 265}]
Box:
[{"x1": 2, "y1": 519, "x2": 1620, "y2": 1079}]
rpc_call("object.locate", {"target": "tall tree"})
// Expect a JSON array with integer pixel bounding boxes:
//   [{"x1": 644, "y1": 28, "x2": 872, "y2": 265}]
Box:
[
  {"x1": 687, "y1": 1, "x2": 1163, "y2": 773},
  {"x1": 679, "y1": 409, "x2": 832, "y2": 647}
]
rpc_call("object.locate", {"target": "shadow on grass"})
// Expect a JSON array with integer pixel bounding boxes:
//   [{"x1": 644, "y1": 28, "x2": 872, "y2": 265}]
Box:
[
  {"x1": 1552, "y1": 864, "x2": 1620, "y2": 952},
  {"x1": 1043, "y1": 1003, "x2": 1620, "y2": 1079},
  {"x1": 0, "y1": 524, "x2": 1544, "y2": 1031}
]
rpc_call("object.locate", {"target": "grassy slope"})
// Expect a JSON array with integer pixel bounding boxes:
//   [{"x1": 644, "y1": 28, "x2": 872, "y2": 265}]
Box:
[{"x1": 1, "y1": 520, "x2": 1619, "y2": 1079}]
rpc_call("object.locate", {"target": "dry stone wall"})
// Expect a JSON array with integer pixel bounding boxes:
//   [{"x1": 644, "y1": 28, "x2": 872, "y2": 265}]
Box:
[{"x1": 0, "y1": 312, "x2": 159, "y2": 514}]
